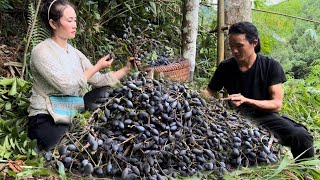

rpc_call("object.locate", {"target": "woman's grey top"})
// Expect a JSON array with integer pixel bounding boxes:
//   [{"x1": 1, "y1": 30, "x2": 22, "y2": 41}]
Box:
[{"x1": 28, "y1": 38, "x2": 119, "y2": 116}]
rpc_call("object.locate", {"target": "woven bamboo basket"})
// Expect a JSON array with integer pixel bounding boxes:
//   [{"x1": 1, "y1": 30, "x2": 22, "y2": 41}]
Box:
[{"x1": 144, "y1": 58, "x2": 190, "y2": 82}]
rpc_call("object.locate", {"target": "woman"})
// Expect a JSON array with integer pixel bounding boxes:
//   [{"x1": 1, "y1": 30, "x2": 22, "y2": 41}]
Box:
[{"x1": 28, "y1": 0, "x2": 136, "y2": 151}]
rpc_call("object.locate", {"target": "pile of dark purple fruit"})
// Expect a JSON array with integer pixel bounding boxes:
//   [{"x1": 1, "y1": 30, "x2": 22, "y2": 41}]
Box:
[{"x1": 45, "y1": 72, "x2": 280, "y2": 179}]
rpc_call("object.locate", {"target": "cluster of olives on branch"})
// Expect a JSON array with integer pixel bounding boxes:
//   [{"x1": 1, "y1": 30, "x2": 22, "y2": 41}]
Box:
[
  {"x1": 110, "y1": 16, "x2": 174, "y2": 68},
  {"x1": 43, "y1": 72, "x2": 281, "y2": 179}
]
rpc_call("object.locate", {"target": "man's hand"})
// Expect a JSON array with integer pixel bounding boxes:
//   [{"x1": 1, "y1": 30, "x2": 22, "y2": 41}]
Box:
[{"x1": 224, "y1": 93, "x2": 247, "y2": 107}]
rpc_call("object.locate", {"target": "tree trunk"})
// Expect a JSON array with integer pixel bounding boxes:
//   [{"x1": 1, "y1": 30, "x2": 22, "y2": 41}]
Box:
[
  {"x1": 224, "y1": 0, "x2": 252, "y2": 59},
  {"x1": 181, "y1": 0, "x2": 199, "y2": 82}
]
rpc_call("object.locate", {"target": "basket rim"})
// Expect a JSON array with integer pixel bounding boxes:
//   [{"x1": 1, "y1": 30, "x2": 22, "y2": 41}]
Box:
[{"x1": 144, "y1": 58, "x2": 190, "y2": 72}]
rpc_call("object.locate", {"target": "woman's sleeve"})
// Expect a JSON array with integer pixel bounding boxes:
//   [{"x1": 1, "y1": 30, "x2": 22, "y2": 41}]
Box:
[{"x1": 76, "y1": 50, "x2": 120, "y2": 88}]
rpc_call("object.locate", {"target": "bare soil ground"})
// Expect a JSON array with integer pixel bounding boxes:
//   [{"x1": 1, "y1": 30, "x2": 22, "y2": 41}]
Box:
[{"x1": 0, "y1": 12, "x2": 27, "y2": 78}]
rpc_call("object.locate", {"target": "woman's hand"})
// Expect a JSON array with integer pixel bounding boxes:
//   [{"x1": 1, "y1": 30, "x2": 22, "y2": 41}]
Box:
[
  {"x1": 96, "y1": 54, "x2": 114, "y2": 70},
  {"x1": 124, "y1": 57, "x2": 140, "y2": 71}
]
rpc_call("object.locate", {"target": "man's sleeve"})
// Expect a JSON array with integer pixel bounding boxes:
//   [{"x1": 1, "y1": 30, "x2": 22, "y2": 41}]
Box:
[
  {"x1": 268, "y1": 59, "x2": 287, "y2": 86},
  {"x1": 208, "y1": 63, "x2": 224, "y2": 91}
]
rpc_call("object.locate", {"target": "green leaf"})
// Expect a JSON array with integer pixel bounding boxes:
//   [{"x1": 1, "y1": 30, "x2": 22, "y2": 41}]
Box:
[
  {"x1": 314, "y1": 140, "x2": 320, "y2": 148},
  {"x1": 16, "y1": 78, "x2": 26, "y2": 88},
  {"x1": 149, "y1": 1, "x2": 157, "y2": 15},
  {"x1": 298, "y1": 159, "x2": 320, "y2": 166},
  {"x1": 268, "y1": 156, "x2": 291, "y2": 179},
  {"x1": 4, "y1": 136, "x2": 10, "y2": 150},
  {"x1": 25, "y1": 159, "x2": 44, "y2": 167},
  {"x1": 94, "y1": 12, "x2": 100, "y2": 20},
  {"x1": 310, "y1": 169, "x2": 320, "y2": 179},
  {"x1": 4, "y1": 101, "x2": 11, "y2": 110},
  {"x1": 1, "y1": 94, "x2": 9, "y2": 100},
  {"x1": 7, "y1": 169, "x2": 16, "y2": 177},
  {"x1": 11, "y1": 127, "x2": 19, "y2": 138},
  {"x1": 15, "y1": 139, "x2": 22, "y2": 152},
  {"x1": 16, "y1": 168, "x2": 51, "y2": 177},
  {"x1": 57, "y1": 161, "x2": 67, "y2": 180},
  {"x1": 8, "y1": 79, "x2": 17, "y2": 96},
  {"x1": 4, "y1": 110, "x2": 17, "y2": 118},
  {"x1": 31, "y1": 149, "x2": 38, "y2": 156},
  {"x1": 4, "y1": 152, "x2": 11, "y2": 159},
  {"x1": 0, "y1": 78, "x2": 15, "y2": 86},
  {"x1": 23, "y1": 140, "x2": 28, "y2": 147},
  {"x1": 9, "y1": 138, "x2": 15, "y2": 149}
]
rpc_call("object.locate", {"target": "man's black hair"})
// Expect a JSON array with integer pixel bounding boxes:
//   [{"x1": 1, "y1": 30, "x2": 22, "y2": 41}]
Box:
[{"x1": 228, "y1": 21, "x2": 261, "y2": 53}]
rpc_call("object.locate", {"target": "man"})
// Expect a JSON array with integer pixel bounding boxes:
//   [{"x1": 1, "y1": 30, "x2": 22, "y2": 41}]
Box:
[{"x1": 202, "y1": 22, "x2": 314, "y2": 161}]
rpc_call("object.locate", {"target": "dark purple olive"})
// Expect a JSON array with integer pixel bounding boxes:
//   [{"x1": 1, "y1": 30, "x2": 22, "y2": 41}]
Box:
[
  {"x1": 83, "y1": 163, "x2": 94, "y2": 175},
  {"x1": 166, "y1": 97, "x2": 175, "y2": 103},
  {"x1": 63, "y1": 157, "x2": 72, "y2": 167},
  {"x1": 97, "y1": 139, "x2": 103, "y2": 145},
  {"x1": 204, "y1": 162, "x2": 214, "y2": 170},
  {"x1": 244, "y1": 141, "x2": 253, "y2": 149},
  {"x1": 124, "y1": 119, "x2": 132, "y2": 125},
  {"x1": 58, "y1": 145, "x2": 67, "y2": 155},
  {"x1": 184, "y1": 111, "x2": 192, "y2": 120},
  {"x1": 128, "y1": 83, "x2": 138, "y2": 90},
  {"x1": 136, "y1": 126, "x2": 145, "y2": 132},
  {"x1": 192, "y1": 148, "x2": 203, "y2": 155},
  {"x1": 143, "y1": 163, "x2": 151, "y2": 174},
  {"x1": 249, "y1": 129, "x2": 254, "y2": 136},
  {"x1": 131, "y1": 165, "x2": 140, "y2": 176},
  {"x1": 44, "y1": 151, "x2": 52, "y2": 161},
  {"x1": 234, "y1": 142, "x2": 241, "y2": 147},
  {"x1": 104, "y1": 108, "x2": 110, "y2": 118},
  {"x1": 67, "y1": 144, "x2": 77, "y2": 151},
  {"x1": 126, "y1": 100, "x2": 134, "y2": 108},
  {"x1": 91, "y1": 140, "x2": 98, "y2": 151},
  {"x1": 170, "y1": 125, "x2": 178, "y2": 131},
  {"x1": 263, "y1": 145, "x2": 271, "y2": 154},
  {"x1": 121, "y1": 167, "x2": 130, "y2": 179},
  {"x1": 231, "y1": 148, "x2": 240, "y2": 157},
  {"x1": 242, "y1": 129, "x2": 248, "y2": 135},
  {"x1": 254, "y1": 131, "x2": 260, "y2": 137},
  {"x1": 117, "y1": 105, "x2": 125, "y2": 111},
  {"x1": 199, "y1": 98, "x2": 207, "y2": 107},
  {"x1": 203, "y1": 149, "x2": 215, "y2": 159},
  {"x1": 126, "y1": 173, "x2": 139, "y2": 180},
  {"x1": 95, "y1": 167, "x2": 103, "y2": 175},
  {"x1": 127, "y1": 91, "x2": 133, "y2": 99},
  {"x1": 138, "y1": 112, "x2": 149, "y2": 120},
  {"x1": 131, "y1": 71, "x2": 140, "y2": 80},
  {"x1": 81, "y1": 159, "x2": 89, "y2": 167},
  {"x1": 106, "y1": 162, "x2": 112, "y2": 173}
]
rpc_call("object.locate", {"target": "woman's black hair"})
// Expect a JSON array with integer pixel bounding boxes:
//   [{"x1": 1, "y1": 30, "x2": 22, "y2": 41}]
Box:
[
  {"x1": 228, "y1": 21, "x2": 261, "y2": 53},
  {"x1": 40, "y1": 0, "x2": 76, "y2": 35}
]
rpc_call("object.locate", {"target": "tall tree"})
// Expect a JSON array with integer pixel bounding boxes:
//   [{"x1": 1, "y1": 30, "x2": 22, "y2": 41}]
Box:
[
  {"x1": 181, "y1": 0, "x2": 199, "y2": 81},
  {"x1": 224, "y1": 0, "x2": 252, "y2": 58}
]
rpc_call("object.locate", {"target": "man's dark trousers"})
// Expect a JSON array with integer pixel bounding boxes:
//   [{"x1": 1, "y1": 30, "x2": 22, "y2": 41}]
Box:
[{"x1": 250, "y1": 113, "x2": 314, "y2": 160}]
